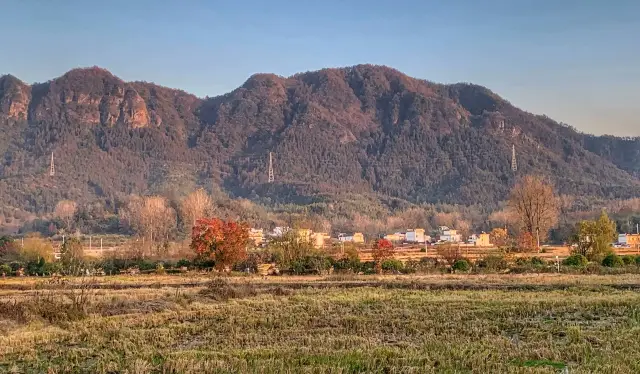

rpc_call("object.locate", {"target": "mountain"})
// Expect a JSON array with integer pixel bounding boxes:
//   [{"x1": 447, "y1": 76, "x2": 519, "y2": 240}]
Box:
[{"x1": 0, "y1": 65, "x2": 638, "y2": 221}]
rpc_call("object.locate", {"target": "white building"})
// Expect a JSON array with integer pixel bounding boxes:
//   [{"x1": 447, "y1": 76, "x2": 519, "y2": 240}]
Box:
[
  {"x1": 438, "y1": 226, "x2": 462, "y2": 243},
  {"x1": 405, "y1": 229, "x2": 426, "y2": 243},
  {"x1": 270, "y1": 226, "x2": 290, "y2": 237}
]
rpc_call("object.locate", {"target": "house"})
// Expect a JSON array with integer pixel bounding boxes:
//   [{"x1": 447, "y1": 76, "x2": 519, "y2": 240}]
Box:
[
  {"x1": 384, "y1": 232, "x2": 405, "y2": 243},
  {"x1": 618, "y1": 234, "x2": 640, "y2": 247},
  {"x1": 438, "y1": 226, "x2": 462, "y2": 243},
  {"x1": 405, "y1": 229, "x2": 426, "y2": 243},
  {"x1": 469, "y1": 232, "x2": 492, "y2": 247},
  {"x1": 270, "y1": 226, "x2": 290, "y2": 237},
  {"x1": 294, "y1": 228, "x2": 313, "y2": 242},
  {"x1": 311, "y1": 232, "x2": 331, "y2": 249},
  {"x1": 248, "y1": 228, "x2": 264, "y2": 246},
  {"x1": 338, "y1": 232, "x2": 364, "y2": 244}
]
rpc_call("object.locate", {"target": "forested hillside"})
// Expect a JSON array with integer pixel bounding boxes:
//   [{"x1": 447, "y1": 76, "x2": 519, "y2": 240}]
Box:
[{"x1": 0, "y1": 65, "x2": 638, "y2": 223}]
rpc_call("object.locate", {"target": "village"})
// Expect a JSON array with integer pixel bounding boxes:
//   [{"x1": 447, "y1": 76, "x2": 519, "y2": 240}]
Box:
[{"x1": 248, "y1": 225, "x2": 492, "y2": 249}]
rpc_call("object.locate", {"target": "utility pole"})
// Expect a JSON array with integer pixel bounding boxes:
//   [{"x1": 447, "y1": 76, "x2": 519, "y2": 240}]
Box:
[{"x1": 268, "y1": 152, "x2": 274, "y2": 183}]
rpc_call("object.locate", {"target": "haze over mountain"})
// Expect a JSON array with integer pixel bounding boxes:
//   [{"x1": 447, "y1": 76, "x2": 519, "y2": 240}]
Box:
[{"x1": 0, "y1": 65, "x2": 639, "y2": 218}]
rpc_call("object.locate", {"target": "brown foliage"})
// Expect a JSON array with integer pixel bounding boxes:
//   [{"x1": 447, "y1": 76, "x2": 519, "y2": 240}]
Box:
[
  {"x1": 120, "y1": 196, "x2": 177, "y2": 252},
  {"x1": 489, "y1": 228, "x2": 509, "y2": 248},
  {"x1": 436, "y1": 244, "x2": 462, "y2": 267},
  {"x1": 180, "y1": 189, "x2": 213, "y2": 228},
  {"x1": 191, "y1": 218, "x2": 249, "y2": 270},
  {"x1": 509, "y1": 175, "x2": 559, "y2": 242}
]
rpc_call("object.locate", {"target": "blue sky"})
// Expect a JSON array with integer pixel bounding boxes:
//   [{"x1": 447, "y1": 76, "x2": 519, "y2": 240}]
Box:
[{"x1": 1, "y1": 0, "x2": 638, "y2": 136}]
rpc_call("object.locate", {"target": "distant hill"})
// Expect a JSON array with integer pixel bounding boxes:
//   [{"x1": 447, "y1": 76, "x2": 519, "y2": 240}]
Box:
[{"x1": 0, "y1": 65, "x2": 638, "y2": 219}]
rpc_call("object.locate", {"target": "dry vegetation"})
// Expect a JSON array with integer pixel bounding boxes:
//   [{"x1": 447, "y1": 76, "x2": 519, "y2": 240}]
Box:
[{"x1": 1, "y1": 274, "x2": 640, "y2": 373}]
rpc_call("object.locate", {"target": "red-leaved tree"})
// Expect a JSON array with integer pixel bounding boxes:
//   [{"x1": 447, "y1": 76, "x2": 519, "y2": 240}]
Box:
[
  {"x1": 372, "y1": 239, "x2": 394, "y2": 273},
  {"x1": 191, "y1": 218, "x2": 249, "y2": 270}
]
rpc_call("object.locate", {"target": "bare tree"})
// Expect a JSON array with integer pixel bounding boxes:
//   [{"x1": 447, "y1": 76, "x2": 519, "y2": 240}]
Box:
[
  {"x1": 54, "y1": 200, "x2": 77, "y2": 232},
  {"x1": 508, "y1": 175, "x2": 559, "y2": 242},
  {"x1": 121, "y1": 195, "x2": 177, "y2": 253},
  {"x1": 180, "y1": 189, "x2": 213, "y2": 228}
]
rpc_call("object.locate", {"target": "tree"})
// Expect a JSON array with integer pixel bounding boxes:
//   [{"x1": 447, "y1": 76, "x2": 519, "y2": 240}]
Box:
[
  {"x1": 180, "y1": 189, "x2": 213, "y2": 228},
  {"x1": 436, "y1": 243, "x2": 462, "y2": 269},
  {"x1": 0, "y1": 236, "x2": 19, "y2": 262},
  {"x1": 54, "y1": 200, "x2": 77, "y2": 232},
  {"x1": 20, "y1": 235, "x2": 54, "y2": 263},
  {"x1": 372, "y1": 239, "x2": 394, "y2": 273},
  {"x1": 60, "y1": 237, "x2": 84, "y2": 276},
  {"x1": 489, "y1": 228, "x2": 509, "y2": 249},
  {"x1": 570, "y1": 211, "x2": 616, "y2": 261},
  {"x1": 516, "y1": 231, "x2": 536, "y2": 252},
  {"x1": 268, "y1": 231, "x2": 316, "y2": 270},
  {"x1": 508, "y1": 175, "x2": 559, "y2": 245},
  {"x1": 191, "y1": 218, "x2": 249, "y2": 270},
  {"x1": 120, "y1": 195, "x2": 177, "y2": 253}
]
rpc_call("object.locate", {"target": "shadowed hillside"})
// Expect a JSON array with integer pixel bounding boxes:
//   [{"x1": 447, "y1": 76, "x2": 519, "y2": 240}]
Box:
[{"x1": 0, "y1": 65, "x2": 638, "y2": 218}]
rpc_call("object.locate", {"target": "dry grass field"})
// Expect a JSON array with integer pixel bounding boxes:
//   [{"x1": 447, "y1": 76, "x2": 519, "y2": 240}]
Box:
[{"x1": 1, "y1": 274, "x2": 640, "y2": 373}]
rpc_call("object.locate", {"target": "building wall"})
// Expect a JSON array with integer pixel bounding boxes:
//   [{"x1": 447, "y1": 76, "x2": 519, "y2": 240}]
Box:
[{"x1": 475, "y1": 233, "x2": 492, "y2": 247}]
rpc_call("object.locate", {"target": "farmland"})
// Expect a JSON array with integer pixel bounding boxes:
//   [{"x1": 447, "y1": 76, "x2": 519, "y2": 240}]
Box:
[{"x1": 2, "y1": 274, "x2": 640, "y2": 373}]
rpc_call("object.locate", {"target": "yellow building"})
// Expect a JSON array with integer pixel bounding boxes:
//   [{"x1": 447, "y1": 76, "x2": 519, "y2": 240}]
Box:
[
  {"x1": 339, "y1": 232, "x2": 365, "y2": 244},
  {"x1": 384, "y1": 233, "x2": 403, "y2": 242},
  {"x1": 619, "y1": 234, "x2": 640, "y2": 247},
  {"x1": 311, "y1": 232, "x2": 331, "y2": 249},
  {"x1": 474, "y1": 233, "x2": 492, "y2": 247},
  {"x1": 248, "y1": 228, "x2": 264, "y2": 246},
  {"x1": 294, "y1": 228, "x2": 313, "y2": 242},
  {"x1": 353, "y1": 232, "x2": 365, "y2": 244}
]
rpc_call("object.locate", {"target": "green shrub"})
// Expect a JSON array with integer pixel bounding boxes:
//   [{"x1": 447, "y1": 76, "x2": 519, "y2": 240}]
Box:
[
  {"x1": 602, "y1": 253, "x2": 624, "y2": 268},
  {"x1": 476, "y1": 255, "x2": 508, "y2": 271},
  {"x1": 136, "y1": 259, "x2": 156, "y2": 272},
  {"x1": 530, "y1": 257, "x2": 546, "y2": 266},
  {"x1": 621, "y1": 255, "x2": 636, "y2": 265},
  {"x1": 0, "y1": 264, "x2": 11, "y2": 275},
  {"x1": 289, "y1": 255, "x2": 332, "y2": 275},
  {"x1": 176, "y1": 259, "x2": 192, "y2": 268},
  {"x1": 563, "y1": 254, "x2": 588, "y2": 267},
  {"x1": 452, "y1": 259, "x2": 471, "y2": 272},
  {"x1": 332, "y1": 257, "x2": 362, "y2": 273},
  {"x1": 636, "y1": 256, "x2": 640, "y2": 266},
  {"x1": 381, "y1": 259, "x2": 404, "y2": 272}
]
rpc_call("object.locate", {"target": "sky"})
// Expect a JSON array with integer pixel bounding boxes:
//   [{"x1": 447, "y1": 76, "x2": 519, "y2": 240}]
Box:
[{"x1": 1, "y1": 0, "x2": 638, "y2": 136}]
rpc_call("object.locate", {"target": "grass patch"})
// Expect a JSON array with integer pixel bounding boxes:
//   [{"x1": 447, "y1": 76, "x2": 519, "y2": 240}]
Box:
[{"x1": 1, "y1": 275, "x2": 640, "y2": 372}]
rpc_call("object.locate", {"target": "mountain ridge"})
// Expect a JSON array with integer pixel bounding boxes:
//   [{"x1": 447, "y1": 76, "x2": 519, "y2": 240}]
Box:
[{"x1": 0, "y1": 64, "x2": 638, "y2": 219}]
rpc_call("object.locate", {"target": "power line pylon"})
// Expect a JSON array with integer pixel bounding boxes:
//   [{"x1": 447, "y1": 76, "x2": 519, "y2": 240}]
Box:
[
  {"x1": 268, "y1": 152, "x2": 274, "y2": 183},
  {"x1": 49, "y1": 152, "x2": 55, "y2": 176}
]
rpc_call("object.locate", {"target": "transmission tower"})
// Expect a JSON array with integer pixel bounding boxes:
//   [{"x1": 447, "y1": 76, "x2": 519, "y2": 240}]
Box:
[
  {"x1": 268, "y1": 152, "x2": 274, "y2": 183},
  {"x1": 511, "y1": 145, "x2": 518, "y2": 172},
  {"x1": 49, "y1": 152, "x2": 55, "y2": 176}
]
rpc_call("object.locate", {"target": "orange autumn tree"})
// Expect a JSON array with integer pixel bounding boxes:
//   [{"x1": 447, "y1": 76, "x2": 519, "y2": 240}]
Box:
[
  {"x1": 372, "y1": 239, "x2": 394, "y2": 273},
  {"x1": 191, "y1": 218, "x2": 249, "y2": 271}
]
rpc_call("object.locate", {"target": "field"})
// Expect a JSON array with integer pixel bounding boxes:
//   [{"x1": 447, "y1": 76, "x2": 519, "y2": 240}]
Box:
[{"x1": 2, "y1": 274, "x2": 640, "y2": 373}]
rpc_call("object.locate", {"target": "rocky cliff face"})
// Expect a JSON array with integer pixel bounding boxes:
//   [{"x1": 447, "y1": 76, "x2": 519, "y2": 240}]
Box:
[
  {"x1": 27, "y1": 67, "x2": 152, "y2": 128},
  {"x1": 0, "y1": 75, "x2": 31, "y2": 120}
]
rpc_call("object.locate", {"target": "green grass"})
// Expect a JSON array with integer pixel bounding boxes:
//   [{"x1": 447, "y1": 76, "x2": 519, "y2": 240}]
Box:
[{"x1": 1, "y1": 276, "x2": 640, "y2": 373}]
